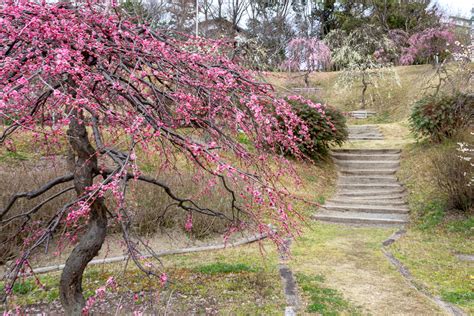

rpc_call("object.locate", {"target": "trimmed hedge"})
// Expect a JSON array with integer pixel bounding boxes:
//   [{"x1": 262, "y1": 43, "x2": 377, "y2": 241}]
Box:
[{"x1": 410, "y1": 93, "x2": 473, "y2": 142}]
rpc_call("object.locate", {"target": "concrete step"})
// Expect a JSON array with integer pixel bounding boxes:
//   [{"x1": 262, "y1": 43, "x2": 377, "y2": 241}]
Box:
[
  {"x1": 338, "y1": 183, "x2": 404, "y2": 191},
  {"x1": 347, "y1": 125, "x2": 380, "y2": 130},
  {"x1": 337, "y1": 189, "x2": 406, "y2": 198},
  {"x1": 327, "y1": 198, "x2": 407, "y2": 207},
  {"x1": 348, "y1": 131, "x2": 382, "y2": 135},
  {"x1": 334, "y1": 193, "x2": 407, "y2": 200},
  {"x1": 332, "y1": 149, "x2": 401, "y2": 155},
  {"x1": 332, "y1": 153, "x2": 400, "y2": 161},
  {"x1": 339, "y1": 169, "x2": 398, "y2": 176},
  {"x1": 348, "y1": 136, "x2": 385, "y2": 140},
  {"x1": 313, "y1": 210, "x2": 408, "y2": 225},
  {"x1": 348, "y1": 132, "x2": 383, "y2": 136},
  {"x1": 322, "y1": 204, "x2": 409, "y2": 214},
  {"x1": 335, "y1": 160, "x2": 400, "y2": 169},
  {"x1": 338, "y1": 176, "x2": 398, "y2": 184}
]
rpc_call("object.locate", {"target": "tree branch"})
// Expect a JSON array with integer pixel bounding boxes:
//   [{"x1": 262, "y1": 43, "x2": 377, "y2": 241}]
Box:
[{"x1": 1, "y1": 174, "x2": 74, "y2": 221}]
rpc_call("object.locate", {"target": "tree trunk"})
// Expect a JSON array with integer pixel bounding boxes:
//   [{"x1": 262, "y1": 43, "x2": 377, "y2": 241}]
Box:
[
  {"x1": 304, "y1": 71, "x2": 310, "y2": 88},
  {"x1": 59, "y1": 111, "x2": 108, "y2": 315},
  {"x1": 361, "y1": 71, "x2": 368, "y2": 110}
]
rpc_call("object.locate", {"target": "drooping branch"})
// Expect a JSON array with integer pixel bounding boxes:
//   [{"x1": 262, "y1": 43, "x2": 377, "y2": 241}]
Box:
[{"x1": 101, "y1": 168, "x2": 238, "y2": 220}]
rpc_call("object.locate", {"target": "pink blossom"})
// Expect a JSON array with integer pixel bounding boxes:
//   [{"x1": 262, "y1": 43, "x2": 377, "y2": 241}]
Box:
[
  {"x1": 185, "y1": 214, "x2": 193, "y2": 232},
  {"x1": 17, "y1": 77, "x2": 28, "y2": 85},
  {"x1": 160, "y1": 273, "x2": 167, "y2": 286}
]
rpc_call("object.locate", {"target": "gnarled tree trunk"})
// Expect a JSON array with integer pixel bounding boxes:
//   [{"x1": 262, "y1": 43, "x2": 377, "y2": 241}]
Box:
[{"x1": 59, "y1": 111, "x2": 108, "y2": 315}]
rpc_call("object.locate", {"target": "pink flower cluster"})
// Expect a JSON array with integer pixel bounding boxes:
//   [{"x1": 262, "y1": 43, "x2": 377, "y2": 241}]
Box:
[{"x1": 400, "y1": 27, "x2": 455, "y2": 65}]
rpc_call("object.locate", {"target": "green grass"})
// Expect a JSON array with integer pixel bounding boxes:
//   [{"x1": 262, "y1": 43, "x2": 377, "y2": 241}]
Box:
[
  {"x1": 194, "y1": 262, "x2": 255, "y2": 274},
  {"x1": 442, "y1": 290, "x2": 474, "y2": 306},
  {"x1": 1, "y1": 243, "x2": 285, "y2": 314},
  {"x1": 0, "y1": 150, "x2": 30, "y2": 162},
  {"x1": 296, "y1": 273, "x2": 362, "y2": 315},
  {"x1": 267, "y1": 64, "x2": 473, "y2": 122}
]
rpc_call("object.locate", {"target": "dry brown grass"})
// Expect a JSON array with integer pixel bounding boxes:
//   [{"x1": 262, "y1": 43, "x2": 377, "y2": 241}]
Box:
[
  {"x1": 0, "y1": 157, "x2": 74, "y2": 263},
  {"x1": 0, "y1": 156, "x2": 241, "y2": 263}
]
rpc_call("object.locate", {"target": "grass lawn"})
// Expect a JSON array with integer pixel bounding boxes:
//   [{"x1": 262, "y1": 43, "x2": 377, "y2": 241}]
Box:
[{"x1": 1, "y1": 242, "x2": 285, "y2": 314}]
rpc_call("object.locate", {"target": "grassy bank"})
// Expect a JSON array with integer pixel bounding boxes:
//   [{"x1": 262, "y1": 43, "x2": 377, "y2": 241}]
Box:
[
  {"x1": 264, "y1": 65, "x2": 436, "y2": 121},
  {"x1": 264, "y1": 63, "x2": 473, "y2": 122},
  {"x1": 394, "y1": 139, "x2": 474, "y2": 314}
]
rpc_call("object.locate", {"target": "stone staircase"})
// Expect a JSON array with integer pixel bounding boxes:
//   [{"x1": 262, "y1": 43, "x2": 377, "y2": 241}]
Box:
[
  {"x1": 314, "y1": 125, "x2": 409, "y2": 226},
  {"x1": 314, "y1": 148, "x2": 408, "y2": 226},
  {"x1": 348, "y1": 125, "x2": 384, "y2": 140}
]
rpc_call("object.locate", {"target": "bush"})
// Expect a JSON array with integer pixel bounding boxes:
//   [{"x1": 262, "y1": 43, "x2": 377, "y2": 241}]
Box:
[
  {"x1": 431, "y1": 143, "x2": 473, "y2": 212},
  {"x1": 286, "y1": 97, "x2": 348, "y2": 159},
  {"x1": 409, "y1": 93, "x2": 473, "y2": 142}
]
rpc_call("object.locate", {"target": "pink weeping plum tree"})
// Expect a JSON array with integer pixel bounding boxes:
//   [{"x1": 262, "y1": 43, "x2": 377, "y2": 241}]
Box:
[
  {"x1": 400, "y1": 26, "x2": 455, "y2": 66},
  {"x1": 281, "y1": 37, "x2": 331, "y2": 88},
  {"x1": 0, "y1": 1, "x2": 329, "y2": 314}
]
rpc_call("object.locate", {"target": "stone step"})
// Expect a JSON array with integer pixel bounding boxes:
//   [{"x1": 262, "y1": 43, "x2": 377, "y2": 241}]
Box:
[
  {"x1": 332, "y1": 153, "x2": 400, "y2": 161},
  {"x1": 348, "y1": 131, "x2": 383, "y2": 135},
  {"x1": 339, "y1": 169, "x2": 398, "y2": 176},
  {"x1": 347, "y1": 124, "x2": 378, "y2": 129},
  {"x1": 334, "y1": 193, "x2": 407, "y2": 200},
  {"x1": 348, "y1": 131, "x2": 382, "y2": 135},
  {"x1": 348, "y1": 136, "x2": 385, "y2": 140},
  {"x1": 322, "y1": 204, "x2": 409, "y2": 214},
  {"x1": 313, "y1": 211, "x2": 408, "y2": 225},
  {"x1": 332, "y1": 149, "x2": 401, "y2": 155},
  {"x1": 338, "y1": 176, "x2": 398, "y2": 184},
  {"x1": 335, "y1": 160, "x2": 400, "y2": 169},
  {"x1": 337, "y1": 188, "x2": 406, "y2": 197},
  {"x1": 327, "y1": 198, "x2": 407, "y2": 207},
  {"x1": 338, "y1": 183, "x2": 404, "y2": 191}
]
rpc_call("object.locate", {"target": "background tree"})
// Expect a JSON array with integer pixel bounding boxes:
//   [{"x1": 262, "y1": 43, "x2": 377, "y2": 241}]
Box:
[
  {"x1": 0, "y1": 2, "x2": 321, "y2": 314},
  {"x1": 246, "y1": 0, "x2": 294, "y2": 69},
  {"x1": 325, "y1": 25, "x2": 400, "y2": 109},
  {"x1": 369, "y1": 0, "x2": 440, "y2": 32},
  {"x1": 281, "y1": 37, "x2": 332, "y2": 87},
  {"x1": 400, "y1": 26, "x2": 455, "y2": 66}
]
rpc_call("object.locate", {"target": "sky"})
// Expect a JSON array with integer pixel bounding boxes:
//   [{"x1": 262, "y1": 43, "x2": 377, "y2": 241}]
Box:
[{"x1": 435, "y1": 0, "x2": 473, "y2": 17}]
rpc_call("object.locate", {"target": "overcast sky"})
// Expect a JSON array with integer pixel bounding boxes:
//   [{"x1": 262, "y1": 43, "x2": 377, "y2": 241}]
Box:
[{"x1": 435, "y1": 0, "x2": 473, "y2": 17}]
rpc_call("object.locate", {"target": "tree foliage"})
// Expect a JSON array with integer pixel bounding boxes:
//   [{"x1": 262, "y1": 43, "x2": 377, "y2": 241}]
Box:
[{"x1": 400, "y1": 26, "x2": 455, "y2": 65}]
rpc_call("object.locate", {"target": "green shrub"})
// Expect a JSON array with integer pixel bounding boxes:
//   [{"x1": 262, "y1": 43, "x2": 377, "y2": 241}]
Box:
[
  {"x1": 409, "y1": 93, "x2": 473, "y2": 142},
  {"x1": 286, "y1": 98, "x2": 348, "y2": 159}
]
